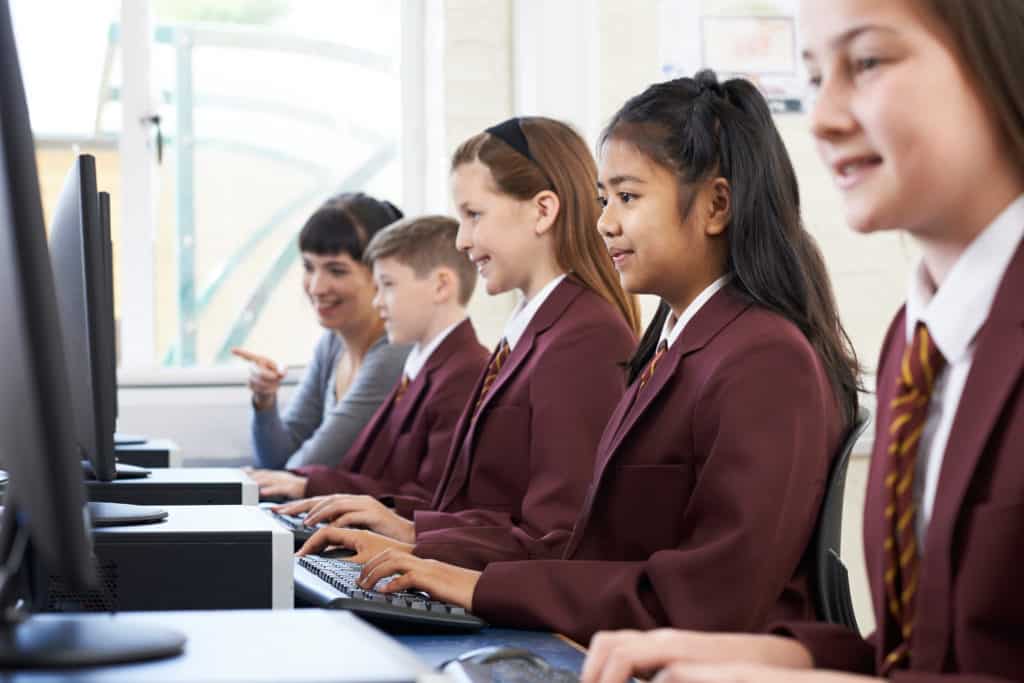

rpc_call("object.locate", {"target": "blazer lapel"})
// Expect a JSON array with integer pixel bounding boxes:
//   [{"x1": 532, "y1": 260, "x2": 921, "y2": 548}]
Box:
[
  {"x1": 438, "y1": 279, "x2": 584, "y2": 509},
  {"x1": 564, "y1": 287, "x2": 749, "y2": 558},
  {"x1": 913, "y1": 244, "x2": 1024, "y2": 669}
]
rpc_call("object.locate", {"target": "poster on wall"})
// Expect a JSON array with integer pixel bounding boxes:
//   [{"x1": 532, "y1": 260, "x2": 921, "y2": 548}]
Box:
[{"x1": 658, "y1": 0, "x2": 803, "y2": 113}]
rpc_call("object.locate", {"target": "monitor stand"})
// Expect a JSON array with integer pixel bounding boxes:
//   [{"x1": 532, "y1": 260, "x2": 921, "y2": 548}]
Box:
[
  {"x1": 80, "y1": 462, "x2": 167, "y2": 526},
  {"x1": 0, "y1": 617, "x2": 186, "y2": 667},
  {"x1": 114, "y1": 432, "x2": 147, "y2": 446},
  {"x1": 87, "y1": 501, "x2": 168, "y2": 527},
  {"x1": 0, "y1": 520, "x2": 186, "y2": 668},
  {"x1": 81, "y1": 460, "x2": 151, "y2": 480}
]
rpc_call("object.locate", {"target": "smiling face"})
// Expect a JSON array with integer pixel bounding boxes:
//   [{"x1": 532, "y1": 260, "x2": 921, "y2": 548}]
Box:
[
  {"x1": 371, "y1": 256, "x2": 439, "y2": 345},
  {"x1": 450, "y1": 160, "x2": 549, "y2": 298},
  {"x1": 801, "y1": 0, "x2": 1014, "y2": 241},
  {"x1": 596, "y1": 137, "x2": 729, "y2": 314},
  {"x1": 301, "y1": 251, "x2": 377, "y2": 332}
]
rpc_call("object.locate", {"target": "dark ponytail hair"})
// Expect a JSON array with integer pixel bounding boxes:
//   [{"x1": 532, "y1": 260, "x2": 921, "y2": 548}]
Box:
[
  {"x1": 609, "y1": 71, "x2": 860, "y2": 426},
  {"x1": 298, "y1": 192, "x2": 404, "y2": 261}
]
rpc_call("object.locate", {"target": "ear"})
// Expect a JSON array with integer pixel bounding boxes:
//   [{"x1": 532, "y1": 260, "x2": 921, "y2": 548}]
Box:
[
  {"x1": 704, "y1": 177, "x2": 731, "y2": 237},
  {"x1": 432, "y1": 267, "x2": 457, "y2": 305},
  {"x1": 532, "y1": 190, "x2": 561, "y2": 237}
]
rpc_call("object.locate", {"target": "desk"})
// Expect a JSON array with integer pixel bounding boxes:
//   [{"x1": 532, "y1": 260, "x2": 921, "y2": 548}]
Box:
[{"x1": 398, "y1": 627, "x2": 586, "y2": 674}]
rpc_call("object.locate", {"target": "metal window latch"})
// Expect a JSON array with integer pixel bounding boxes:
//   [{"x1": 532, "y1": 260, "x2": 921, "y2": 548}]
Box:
[{"x1": 141, "y1": 114, "x2": 163, "y2": 164}]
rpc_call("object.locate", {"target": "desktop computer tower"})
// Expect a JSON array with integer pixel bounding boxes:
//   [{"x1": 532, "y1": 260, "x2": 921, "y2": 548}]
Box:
[
  {"x1": 85, "y1": 467, "x2": 258, "y2": 505},
  {"x1": 35, "y1": 506, "x2": 292, "y2": 612}
]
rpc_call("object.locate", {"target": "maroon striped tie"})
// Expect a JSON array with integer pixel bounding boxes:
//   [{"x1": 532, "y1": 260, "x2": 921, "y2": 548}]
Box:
[
  {"x1": 881, "y1": 322, "x2": 946, "y2": 673},
  {"x1": 474, "y1": 339, "x2": 510, "y2": 415}
]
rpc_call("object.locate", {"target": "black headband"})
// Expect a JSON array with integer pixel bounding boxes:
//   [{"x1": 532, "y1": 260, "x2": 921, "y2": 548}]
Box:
[{"x1": 485, "y1": 118, "x2": 537, "y2": 164}]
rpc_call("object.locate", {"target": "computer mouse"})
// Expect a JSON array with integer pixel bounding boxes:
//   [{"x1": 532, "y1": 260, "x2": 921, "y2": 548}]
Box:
[
  {"x1": 442, "y1": 645, "x2": 581, "y2": 682},
  {"x1": 452, "y1": 646, "x2": 549, "y2": 668}
]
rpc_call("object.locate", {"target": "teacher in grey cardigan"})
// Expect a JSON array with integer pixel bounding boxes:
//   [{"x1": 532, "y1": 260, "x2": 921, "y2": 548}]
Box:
[{"x1": 236, "y1": 193, "x2": 410, "y2": 474}]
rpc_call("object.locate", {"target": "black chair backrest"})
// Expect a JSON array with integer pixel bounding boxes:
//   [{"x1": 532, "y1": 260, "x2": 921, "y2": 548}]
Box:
[{"x1": 811, "y1": 406, "x2": 871, "y2": 631}]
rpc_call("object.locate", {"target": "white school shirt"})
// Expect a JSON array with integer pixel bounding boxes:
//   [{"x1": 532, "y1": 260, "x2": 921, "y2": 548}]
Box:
[
  {"x1": 658, "y1": 275, "x2": 733, "y2": 348},
  {"x1": 905, "y1": 194, "x2": 1024, "y2": 547},
  {"x1": 502, "y1": 274, "x2": 567, "y2": 351},
  {"x1": 402, "y1": 318, "x2": 466, "y2": 381}
]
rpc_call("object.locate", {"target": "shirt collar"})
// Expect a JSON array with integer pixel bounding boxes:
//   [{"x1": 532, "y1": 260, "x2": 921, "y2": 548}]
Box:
[
  {"x1": 659, "y1": 275, "x2": 733, "y2": 349},
  {"x1": 503, "y1": 274, "x2": 567, "y2": 350},
  {"x1": 905, "y1": 194, "x2": 1024, "y2": 364},
  {"x1": 403, "y1": 318, "x2": 466, "y2": 381}
]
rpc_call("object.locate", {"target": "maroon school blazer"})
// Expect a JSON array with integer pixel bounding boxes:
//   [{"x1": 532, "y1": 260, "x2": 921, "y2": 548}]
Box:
[
  {"x1": 294, "y1": 319, "x2": 488, "y2": 517},
  {"x1": 471, "y1": 285, "x2": 844, "y2": 644},
  {"x1": 778, "y1": 242, "x2": 1024, "y2": 683},
  {"x1": 412, "y1": 278, "x2": 637, "y2": 569}
]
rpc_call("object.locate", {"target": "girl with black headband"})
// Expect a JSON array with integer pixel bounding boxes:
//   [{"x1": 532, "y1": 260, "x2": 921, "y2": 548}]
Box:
[
  {"x1": 328, "y1": 71, "x2": 858, "y2": 647},
  {"x1": 296, "y1": 116, "x2": 640, "y2": 567}
]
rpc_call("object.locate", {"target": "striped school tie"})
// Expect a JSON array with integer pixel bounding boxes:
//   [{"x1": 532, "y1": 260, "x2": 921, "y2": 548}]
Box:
[
  {"x1": 474, "y1": 338, "x2": 510, "y2": 415},
  {"x1": 638, "y1": 339, "x2": 668, "y2": 390},
  {"x1": 393, "y1": 374, "x2": 410, "y2": 403},
  {"x1": 881, "y1": 322, "x2": 946, "y2": 673}
]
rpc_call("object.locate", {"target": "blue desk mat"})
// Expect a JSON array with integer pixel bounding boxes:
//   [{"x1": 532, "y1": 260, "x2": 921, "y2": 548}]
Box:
[{"x1": 396, "y1": 627, "x2": 586, "y2": 673}]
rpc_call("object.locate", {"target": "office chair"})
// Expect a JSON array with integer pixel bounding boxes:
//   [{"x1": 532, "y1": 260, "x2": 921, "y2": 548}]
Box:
[{"x1": 811, "y1": 406, "x2": 871, "y2": 632}]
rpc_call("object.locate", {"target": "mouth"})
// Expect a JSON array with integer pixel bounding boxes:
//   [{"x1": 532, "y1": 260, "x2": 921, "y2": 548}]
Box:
[
  {"x1": 831, "y1": 154, "x2": 883, "y2": 190},
  {"x1": 470, "y1": 254, "x2": 491, "y2": 274},
  {"x1": 607, "y1": 247, "x2": 634, "y2": 269},
  {"x1": 314, "y1": 300, "x2": 342, "y2": 316}
]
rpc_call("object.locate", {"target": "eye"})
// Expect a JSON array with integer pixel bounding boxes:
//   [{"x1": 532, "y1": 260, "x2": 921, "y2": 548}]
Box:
[
  {"x1": 619, "y1": 192, "x2": 636, "y2": 204},
  {"x1": 853, "y1": 56, "x2": 881, "y2": 73},
  {"x1": 597, "y1": 195, "x2": 608, "y2": 208},
  {"x1": 465, "y1": 209, "x2": 481, "y2": 222}
]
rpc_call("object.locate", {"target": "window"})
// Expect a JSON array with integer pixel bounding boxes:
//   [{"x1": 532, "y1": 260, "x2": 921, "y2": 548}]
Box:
[{"x1": 14, "y1": 0, "x2": 412, "y2": 371}]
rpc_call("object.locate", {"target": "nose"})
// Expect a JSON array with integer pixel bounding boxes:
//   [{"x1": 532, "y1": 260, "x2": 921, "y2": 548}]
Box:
[
  {"x1": 454, "y1": 220, "x2": 472, "y2": 253},
  {"x1": 597, "y1": 202, "x2": 621, "y2": 239},
  {"x1": 808, "y1": 72, "x2": 857, "y2": 144},
  {"x1": 307, "y1": 269, "x2": 329, "y2": 297},
  {"x1": 371, "y1": 287, "x2": 384, "y2": 310}
]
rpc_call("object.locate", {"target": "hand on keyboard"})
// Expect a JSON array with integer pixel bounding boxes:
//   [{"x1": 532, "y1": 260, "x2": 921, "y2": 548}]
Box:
[
  {"x1": 297, "y1": 494, "x2": 416, "y2": 543},
  {"x1": 295, "y1": 554, "x2": 486, "y2": 632},
  {"x1": 355, "y1": 547, "x2": 481, "y2": 610},
  {"x1": 296, "y1": 527, "x2": 412, "y2": 564}
]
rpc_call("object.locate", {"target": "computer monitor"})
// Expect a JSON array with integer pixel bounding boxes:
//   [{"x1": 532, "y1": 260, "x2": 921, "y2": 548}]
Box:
[
  {"x1": 99, "y1": 192, "x2": 149, "y2": 448},
  {"x1": 0, "y1": 0, "x2": 184, "y2": 665},
  {"x1": 49, "y1": 156, "x2": 150, "y2": 483}
]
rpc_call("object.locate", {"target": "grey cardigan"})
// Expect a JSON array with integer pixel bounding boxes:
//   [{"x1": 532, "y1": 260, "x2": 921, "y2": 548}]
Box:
[{"x1": 251, "y1": 332, "x2": 410, "y2": 469}]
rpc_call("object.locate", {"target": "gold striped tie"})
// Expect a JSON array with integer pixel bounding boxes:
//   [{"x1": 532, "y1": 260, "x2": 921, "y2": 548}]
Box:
[
  {"x1": 474, "y1": 339, "x2": 510, "y2": 415},
  {"x1": 393, "y1": 374, "x2": 410, "y2": 403},
  {"x1": 881, "y1": 322, "x2": 946, "y2": 673},
  {"x1": 639, "y1": 339, "x2": 668, "y2": 390}
]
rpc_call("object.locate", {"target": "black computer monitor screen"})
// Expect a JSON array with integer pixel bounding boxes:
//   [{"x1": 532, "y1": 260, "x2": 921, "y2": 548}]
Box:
[
  {"x1": 0, "y1": 0, "x2": 184, "y2": 666},
  {"x1": 49, "y1": 155, "x2": 117, "y2": 482},
  {"x1": 98, "y1": 191, "x2": 120, "y2": 435}
]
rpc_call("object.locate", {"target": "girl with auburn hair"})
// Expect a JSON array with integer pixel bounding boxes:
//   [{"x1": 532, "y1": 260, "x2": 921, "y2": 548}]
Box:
[
  {"x1": 319, "y1": 70, "x2": 859, "y2": 647},
  {"x1": 579, "y1": 1, "x2": 1024, "y2": 682},
  {"x1": 293, "y1": 116, "x2": 638, "y2": 568}
]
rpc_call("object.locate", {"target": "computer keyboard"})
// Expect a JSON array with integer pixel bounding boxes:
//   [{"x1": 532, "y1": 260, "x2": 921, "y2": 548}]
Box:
[
  {"x1": 260, "y1": 506, "x2": 327, "y2": 548},
  {"x1": 294, "y1": 554, "x2": 486, "y2": 633}
]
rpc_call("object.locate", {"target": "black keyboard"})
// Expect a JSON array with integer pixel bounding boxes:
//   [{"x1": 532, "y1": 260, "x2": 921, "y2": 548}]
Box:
[
  {"x1": 261, "y1": 506, "x2": 326, "y2": 548},
  {"x1": 294, "y1": 554, "x2": 486, "y2": 633}
]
